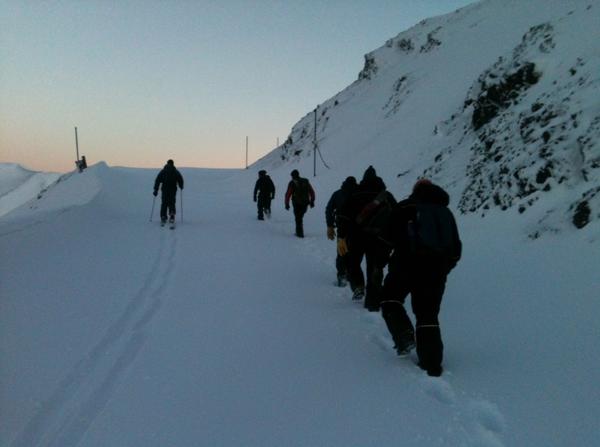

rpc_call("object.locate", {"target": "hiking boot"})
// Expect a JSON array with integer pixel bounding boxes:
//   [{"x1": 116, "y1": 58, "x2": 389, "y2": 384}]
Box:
[
  {"x1": 352, "y1": 287, "x2": 365, "y2": 301},
  {"x1": 395, "y1": 339, "x2": 415, "y2": 356},
  {"x1": 336, "y1": 275, "x2": 348, "y2": 287},
  {"x1": 427, "y1": 366, "x2": 443, "y2": 377},
  {"x1": 169, "y1": 215, "x2": 175, "y2": 223},
  {"x1": 258, "y1": 215, "x2": 264, "y2": 220},
  {"x1": 394, "y1": 332, "x2": 415, "y2": 356},
  {"x1": 418, "y1": 362, "x2": 443, "y2": 377},
  {"x1": 364, "y1": 298, "x2": 381, "y2": 312}
]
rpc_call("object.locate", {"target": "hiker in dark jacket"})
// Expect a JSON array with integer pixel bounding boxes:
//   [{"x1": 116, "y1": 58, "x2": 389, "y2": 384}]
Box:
[
  {"x1": 337, "y1": 166, "x2": 396, "y2": 310},
  {"x1": 325, "y1": 176, "x2": 357, "y2": 286},
  {"x1": 380, "y1": 179, "x2": 461, "y2": 377},
  {"x1": 254, "y1": 170, "x2": 276, "y2": 220},
  {"x1": 284, "y1": 169, "x2": 315, "y2": 238},
  {"x1": 153, "y1": 159, "x2": 184, "y2": 225}
]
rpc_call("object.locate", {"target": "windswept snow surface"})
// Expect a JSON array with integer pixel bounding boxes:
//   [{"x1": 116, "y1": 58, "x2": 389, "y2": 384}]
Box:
[
  {"x1": 0, "y1": 164, "x2": 62, "y2": 218},
  {"x1": 1, "y1": 163, "x2": 598, "y2": 447}
]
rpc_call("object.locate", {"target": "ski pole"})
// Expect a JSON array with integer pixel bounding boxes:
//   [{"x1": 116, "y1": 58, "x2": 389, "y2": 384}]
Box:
[
  {"x1": 150, "y1": 196, "x2": 156, "y2": 222},
  {"x1": 180, "y1": 189, "x2": 184, "y2": 223}
]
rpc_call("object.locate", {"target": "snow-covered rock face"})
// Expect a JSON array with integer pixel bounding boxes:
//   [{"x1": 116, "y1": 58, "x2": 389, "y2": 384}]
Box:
[
  {"x1": 450, "y1": 15, "x2": 600, "y2": 232},
  {"x1": 259, "y1": 0, "x2": 599, "y2": 235}
]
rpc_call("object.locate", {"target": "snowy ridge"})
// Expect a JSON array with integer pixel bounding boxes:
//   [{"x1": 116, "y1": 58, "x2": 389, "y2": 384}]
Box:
[
  {"x1": 255, "y1": 0, "x2": 600, "y2": 235},
  {"x1": 0, "y1": 164, "x2": 37, "y2": 196},
  {"x1": 0, "y1": 163, "x2": 104, "y2": 222},
  {"x1": 0, "y1": 164, "x2": 61, "y2": 218}
]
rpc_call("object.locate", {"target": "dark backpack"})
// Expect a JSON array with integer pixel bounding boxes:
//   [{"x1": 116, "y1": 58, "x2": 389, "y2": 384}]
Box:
[
  {"x1": 356, "y1": 190, "x2": 393, "y2": 236},
  {"x1": 257, "y1": 176, "x2": 275, "y2": 196},
  {"x1": 407, "y1": 203, "x2": 458, "y2": 259},
  {"x1": 292, "y1": 178, "x2": 311, "y2": 205}
]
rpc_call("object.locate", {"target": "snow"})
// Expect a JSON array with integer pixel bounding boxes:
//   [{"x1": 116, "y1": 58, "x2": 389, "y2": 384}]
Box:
[
  {"x1": 0, "y1": 164, "x2": 61, "y2": 218},
  {"x1": 1, "y1": 0, "x2": 599, "y2": 445},
  {"x1": 1, "y1": 161, "x2": 598, "y2": 446},
  {"x1": 264, "y1": 0, "x2": 600, "y2": 233}
]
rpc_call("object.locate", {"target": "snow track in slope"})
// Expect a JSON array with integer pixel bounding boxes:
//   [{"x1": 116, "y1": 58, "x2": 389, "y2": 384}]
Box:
[{"x1": 10, "y1": 227, "x2": 177, "y2": 447}]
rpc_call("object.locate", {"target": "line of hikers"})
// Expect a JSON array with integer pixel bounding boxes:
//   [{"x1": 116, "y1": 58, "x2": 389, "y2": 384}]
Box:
[
  {"x1": 253, "y1": 165, "x2": 462, "y2": 376},
  {"x1": 153, "y1": 161, "x2": 462, "y2": 377},
  {"x1": 253, "y1": 168, "x2": 316, "y2": 237},
  {"x1": 325, "y1": 166, "x2": 462, "y2": 377}
]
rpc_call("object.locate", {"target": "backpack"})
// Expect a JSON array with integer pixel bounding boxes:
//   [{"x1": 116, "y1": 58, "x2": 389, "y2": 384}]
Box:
[
  {"x1": 407, "y1": 203, "x2": 457, "y2": 258},
  {"x1": 257, "y1": 176, "x2": 275, "y2": 196},
  {"x1": 356, "y1": 190, "x2": 393, "y2": 236},
  {"x1": 292, "y1": 178, "x2": 311, "y2": 205},
  {"x1": 266, "y1": 177, "x2": 275, "y2": 195}
]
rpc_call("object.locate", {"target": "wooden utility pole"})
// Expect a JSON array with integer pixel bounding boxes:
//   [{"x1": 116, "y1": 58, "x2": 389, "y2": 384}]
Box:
[
  {"x1": 313, "y1": 107, "x2": 318, "y2": 177},
  {"x1": 74, "y1": 127, "x2": 80, "y2": 162}
]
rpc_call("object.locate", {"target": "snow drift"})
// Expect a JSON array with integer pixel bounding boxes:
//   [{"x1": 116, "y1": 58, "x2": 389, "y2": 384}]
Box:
[{"x1": 0, "y1": 164, "x2": 61, "y2": 218}]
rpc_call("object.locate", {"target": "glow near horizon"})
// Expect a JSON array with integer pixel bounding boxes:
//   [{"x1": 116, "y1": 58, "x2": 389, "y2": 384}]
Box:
[{"x1": 0, "y1": 0, "x2": 474, "y2": 173}]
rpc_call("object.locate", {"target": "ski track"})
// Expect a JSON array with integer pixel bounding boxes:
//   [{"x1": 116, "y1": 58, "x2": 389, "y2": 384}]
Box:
[
  {"x1": 10, "y1": 225, "x2": 178, "y2": 447},
  {"x1": 291, "y1": 218, "x2": 507, "y2": 447},
  {"x1": 10, "y1": 201, "x2": 506, "y2": 447}
]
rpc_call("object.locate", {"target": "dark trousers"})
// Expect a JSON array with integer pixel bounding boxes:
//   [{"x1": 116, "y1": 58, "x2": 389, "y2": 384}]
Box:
[
  {"x1": 335, "y1": 253, "x2": 348, "y2": 279},
  {"x1": 346, "y1": 234, "x2": 389, "y2": 309},
  {"x1": 292, "y1": 202, "x2": 308, "y2": 237},
  {"x1": 381, "y1": 258, "x2": 447, "y2": 372},
  {"x1": 160, "y1": 193, "x2": 176, "y2": 220},
  {"x1": 257, "y1": 195, "x2": 272, "y2": 219}
]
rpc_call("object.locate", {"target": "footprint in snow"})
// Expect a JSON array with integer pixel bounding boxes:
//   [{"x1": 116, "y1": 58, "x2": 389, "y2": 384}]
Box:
[
  {"x1": 420, "y1": 375, "x2": 457, "y2": 405},
  {"x1": 468, "y1": 400, "x2": 506, "y2": 434},
  {"x1": 367, "y1": 333, "x2": 394, "y2": 353}
]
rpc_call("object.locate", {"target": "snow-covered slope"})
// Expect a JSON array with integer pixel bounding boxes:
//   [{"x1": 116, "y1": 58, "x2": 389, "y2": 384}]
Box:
[
  {"x1": 1, "y1": 0, "x2": 599, "y2": 446},
  {"x1": 1, "y1": 163, "x2": 598, "y2": 446},
  {"x1": 255, "y1": 0, "x2": 600, "y2": 236},
  {"x1": 0, "y1": 164, "x2": 62, "y2": 218}
]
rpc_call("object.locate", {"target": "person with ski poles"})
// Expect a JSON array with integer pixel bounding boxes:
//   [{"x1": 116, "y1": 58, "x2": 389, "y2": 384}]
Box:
[{"x1": 153, "y1": 159, "x2": 184, "y2": 226}]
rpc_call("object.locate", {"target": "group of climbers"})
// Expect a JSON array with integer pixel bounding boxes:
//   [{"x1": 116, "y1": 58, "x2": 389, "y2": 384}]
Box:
[
  {"x1": 325, "y1": 166, "x2": 462, "y2": 377},
  {"x1": 151, "y1": 160, "x2": 461, "y2": 377}
]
